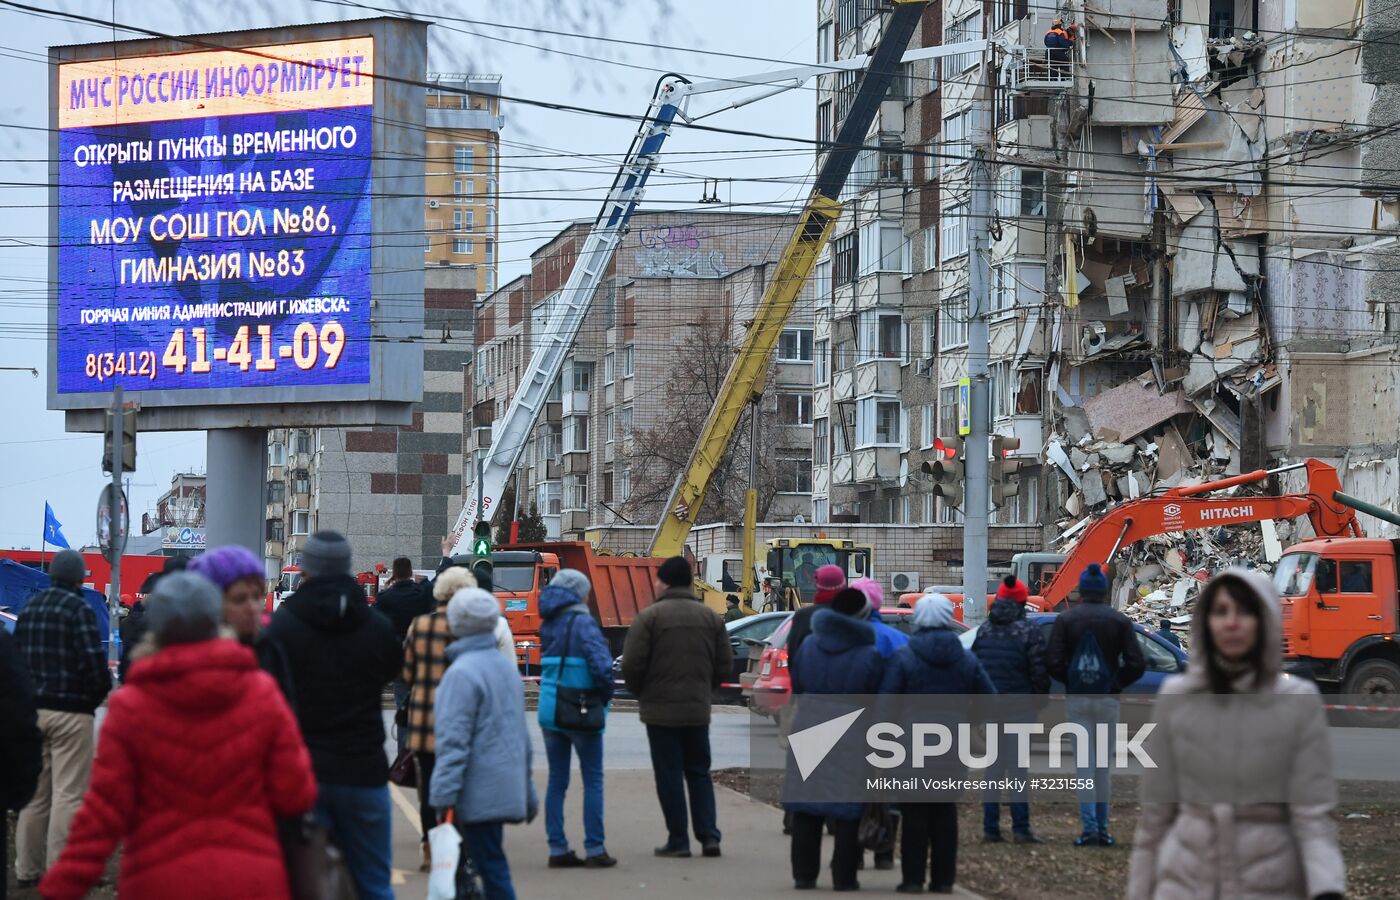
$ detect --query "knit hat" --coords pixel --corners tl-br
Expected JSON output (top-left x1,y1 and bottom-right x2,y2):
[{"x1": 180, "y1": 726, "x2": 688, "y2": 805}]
[
  {"x1": 913, "y1": 593, "x2": 956, "y2": 630},
  {"x1": 190, "y1": 545, "x2": 264, "y2": 592},
  {"x1": 813, "y1": 564, "x2": 847, "y2": 605},
  {"x1": 49, "y1": 549, "x2": 86, "y2": 589},
  {"x1": 447, "y1": 586, "x2": 500, "y2": 637},
  {"x1": 433, "y1": 566, "x2": 478, "y2": 603},
  {"x1": 996, "y1": 574, "x2": 1030, "y2": 604},
  {"x1": 1077, "y1": 563, "x2": 1110, "y2": 599},
  {"x1": 145, "y1": 571, "x2": 222, "y2": 645},
  {"x1": 301, "y1": 531, "x2": 352, "y2": 580},
  {"x1": 832, "y1": 587, "x2": 873, "y2": 620},
  {"x1": 551, "y1": 568, "x2": 592, "y2": 602},
  {"x1": 657, "y1": 556, "x2": 693, "y2": 588},
  {"x1": 849, "y1": 577, "x2": 885, "y2": 612}
]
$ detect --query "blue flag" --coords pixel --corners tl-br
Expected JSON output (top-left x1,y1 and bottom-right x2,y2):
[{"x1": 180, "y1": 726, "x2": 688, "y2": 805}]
[{"x1": 44, "y1": 503, "x2": 70, "y2": 549}]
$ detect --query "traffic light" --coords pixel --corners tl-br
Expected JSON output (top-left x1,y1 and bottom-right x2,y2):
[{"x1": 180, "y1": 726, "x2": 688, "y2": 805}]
[
  {"x1": 990, "y1": 435, "x2": 1022, "y2": 508},
  {"x1": 472, "y1": 519, "x2": 492, "y2": 557},
  {"x1": 102, "y1": 409, "x2": 136, "y2": 473},
  {"x1": 922, "y1": 437, "x2": 964, "y2": 508}
]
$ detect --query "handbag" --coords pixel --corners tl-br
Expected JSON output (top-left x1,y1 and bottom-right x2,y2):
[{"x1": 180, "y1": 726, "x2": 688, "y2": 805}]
[
  {"x1": 388, "y1": 748, "x2": 417, "y2": 788},
  {"x1": 538, "y1": 613, "x2": 607, "y2": 734},
  {"x1": 857, "y1": 803, "x2": 896, "y2": 853},
  {"x1": 278, "y1": 814, "x2": 358, "y2": 900}
]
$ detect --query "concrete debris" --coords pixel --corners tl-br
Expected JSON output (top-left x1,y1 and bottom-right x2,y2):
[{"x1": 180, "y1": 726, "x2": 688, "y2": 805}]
[{"x1": 1083, "y1": 378, "x2": 1195, "y2": 442}]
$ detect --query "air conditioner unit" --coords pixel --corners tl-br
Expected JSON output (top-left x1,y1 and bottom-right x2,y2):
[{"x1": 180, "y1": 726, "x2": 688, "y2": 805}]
[
  {"x1": 428, "y1": 199, "x2": 440, "y2": 208},
  {"x1": 889, "y1": 571, "x2": 920, "y2": 594},
  {"x1": 914, "y1": 357, "x2": 935, "y2": 377}
]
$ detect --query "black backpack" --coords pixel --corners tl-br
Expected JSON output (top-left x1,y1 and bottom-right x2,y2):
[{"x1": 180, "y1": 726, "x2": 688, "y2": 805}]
[{"x1": 1066, "y1": 628, "x2": 1113, "y2": 693}]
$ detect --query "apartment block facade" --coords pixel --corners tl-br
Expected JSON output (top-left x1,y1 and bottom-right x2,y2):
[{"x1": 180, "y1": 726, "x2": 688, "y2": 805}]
[
  {"x1": 465, "y1": 210, "x2": 816, "y2": 542},
  {"x1": 424, "y1": 74, "x2": 504, "y2": 295}
]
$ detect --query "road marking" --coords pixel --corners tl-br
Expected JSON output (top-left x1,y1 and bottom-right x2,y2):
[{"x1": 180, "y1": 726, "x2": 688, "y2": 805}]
[{"x1": 390, "y1": 782, "x2": 423, "y2": 837}]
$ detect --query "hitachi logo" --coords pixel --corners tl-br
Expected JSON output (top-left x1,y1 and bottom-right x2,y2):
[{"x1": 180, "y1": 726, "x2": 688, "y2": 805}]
[{"x1": 1199, "y1": 505, "x2": 1254, "y2": 522}]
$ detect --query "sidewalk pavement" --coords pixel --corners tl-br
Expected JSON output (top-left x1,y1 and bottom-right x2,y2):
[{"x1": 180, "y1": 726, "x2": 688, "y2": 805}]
[{"x1": 388, "y1": 771, "x2": 984, "y2": 898}]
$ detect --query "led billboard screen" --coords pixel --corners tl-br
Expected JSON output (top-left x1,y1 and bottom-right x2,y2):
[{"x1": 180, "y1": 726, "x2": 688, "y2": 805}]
[{"x1": 54, "y1": 37, "x2": 374, "y2": 394}]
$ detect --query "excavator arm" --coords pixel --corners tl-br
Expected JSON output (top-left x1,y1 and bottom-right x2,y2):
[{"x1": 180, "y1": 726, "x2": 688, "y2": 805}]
[
  {"x1": 1040, "y1": 458, "x2": 1360, "y2": 609},
  {"x1": 649, "y1": 0, "x2": 929, "y2": 558}
]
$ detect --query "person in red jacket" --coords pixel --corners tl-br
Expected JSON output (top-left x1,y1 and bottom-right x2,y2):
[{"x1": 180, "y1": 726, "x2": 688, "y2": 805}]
[{"x1": 38, "y1": 571, "x2": 317, "y2": 900}]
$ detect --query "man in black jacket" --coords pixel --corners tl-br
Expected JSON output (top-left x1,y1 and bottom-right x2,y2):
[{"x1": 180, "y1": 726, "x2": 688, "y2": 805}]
[
  {"x1": 265, "y1": 531, "x2": 402, "y2": 900},
  {"x1": 1, "y1": 626, "x2": 41, "y2": 900},
  {"x1": 1046, "y1": 563, "x2": 1145, "y2": 848},
  {"x1": 13, "y1": 549, "x2": 110, "y2": 886},
  {"x1": 374, "y1": 556, "x2": 433, "y2": 757}
]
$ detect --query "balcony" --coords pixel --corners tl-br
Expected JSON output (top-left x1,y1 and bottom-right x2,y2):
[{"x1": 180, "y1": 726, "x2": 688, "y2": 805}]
[
  {"x1": 563, "y1": 450, "x2": 590, "y2": 475},
  {"x1": 546, "y1": 457, "x2": 563, "y2": 480},
  {"x1": 266, "y1": 501, "x2": 284, "y2": 520},
  {"x1": 832, "y1": 452, "x2": 854, "y2": 486},
  {"x1": 853, "y1": 273, "x2": 903, "y2": 311},
  {"x1": 995, "y1": 416, "x2": 1043, "y2": 458},
  {"x1": 853, "y1": 447, "x2": 901, "y2": 484},
  {"x1": 474, "y1": 425, "x2": 494, "y2": 448},
  {"x1": 832, "y1": 369, "x2": 855, "y2": 402},
  {"x1": 545, "y1": 401, "x2": 562, "y2": 422},
  {"x1": 854, "y1": 358, "x2": 901, "y2": 396},
  {"x1": 563, "y1": 390, "x2": 589, "y2": 416},
  {"x1": 562, "y1": 510, "x2": 590, "y2": 534}
]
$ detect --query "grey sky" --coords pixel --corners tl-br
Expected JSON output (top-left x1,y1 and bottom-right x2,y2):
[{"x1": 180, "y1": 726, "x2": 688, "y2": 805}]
[{"x1": 0, "y1": 0, "x2": 813, "y2": 549}]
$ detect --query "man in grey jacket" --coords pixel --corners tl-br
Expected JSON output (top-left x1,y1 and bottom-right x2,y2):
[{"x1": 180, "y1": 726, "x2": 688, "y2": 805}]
[{"x1": 621, "y1": 557, "x2": 731, "y2": 859}]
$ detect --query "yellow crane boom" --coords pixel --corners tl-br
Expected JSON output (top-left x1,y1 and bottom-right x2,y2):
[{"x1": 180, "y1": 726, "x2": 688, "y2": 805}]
[{"x1": 649, "y1": 0, "x2": 929, "y2": 561}]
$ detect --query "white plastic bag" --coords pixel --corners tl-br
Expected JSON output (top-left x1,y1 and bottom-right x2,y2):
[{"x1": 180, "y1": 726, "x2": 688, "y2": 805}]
[{"x1": 426, "y1": 821, "x2": 461, "y2": 900}]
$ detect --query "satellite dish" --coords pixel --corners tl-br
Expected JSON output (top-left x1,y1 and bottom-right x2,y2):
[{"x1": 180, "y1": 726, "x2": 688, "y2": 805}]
[{"x1": 899, "y1": 458, "x2": 909, "y2": 487}]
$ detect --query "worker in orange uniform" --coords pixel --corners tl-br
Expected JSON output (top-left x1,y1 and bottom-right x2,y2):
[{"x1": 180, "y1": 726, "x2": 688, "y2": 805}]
[{"x1": 1044, "y1": 17, "x2": 1077, "y2": 75}]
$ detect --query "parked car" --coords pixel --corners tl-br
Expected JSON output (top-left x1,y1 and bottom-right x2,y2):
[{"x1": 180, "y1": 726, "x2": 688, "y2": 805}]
[
  {"x1": 611, "y1": 611, "x2": 792, "y2": 701},
  {"x1": 746, "y1": 608, "x2": 967, "y2": 716},
  {"x1": 956, "y1": 612, "x2": 1188, "y2": 694}
]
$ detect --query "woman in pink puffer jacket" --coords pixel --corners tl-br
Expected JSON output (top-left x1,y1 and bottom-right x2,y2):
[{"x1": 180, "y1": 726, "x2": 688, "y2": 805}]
[{"x1": 1128, "y1": 568, "x2": 1345, "y2": 900}]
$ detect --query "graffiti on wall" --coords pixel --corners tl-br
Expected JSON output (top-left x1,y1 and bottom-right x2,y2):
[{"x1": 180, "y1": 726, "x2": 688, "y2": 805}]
[{"x1": 635, "y1": 223, "x2": 730, "y2": 277}]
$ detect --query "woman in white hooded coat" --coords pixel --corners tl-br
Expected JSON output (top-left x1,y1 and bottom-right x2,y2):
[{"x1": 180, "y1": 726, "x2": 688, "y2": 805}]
[{"x1": 1128, "y1": 568, "x2": 1345, "y2": 900}]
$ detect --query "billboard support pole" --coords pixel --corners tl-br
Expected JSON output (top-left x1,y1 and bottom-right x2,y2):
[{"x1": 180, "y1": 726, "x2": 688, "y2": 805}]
[
  {"x1": 108, "y1": 386, "x2": 123, "y2": 677},
  {"x1": 206, "y1": 429, "x2": 268, "y2": 556}
]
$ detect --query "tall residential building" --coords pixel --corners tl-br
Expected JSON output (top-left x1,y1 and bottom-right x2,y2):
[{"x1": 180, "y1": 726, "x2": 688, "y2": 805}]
[
  {"x1": 466, "y1": 210, "x2": 816, "y2": 543},
  {"x1": 265, "y1": 74, "x2": 500, "y2": 574},
  {"x1": 424, "y1": 73, "x2": 503, "y2": 295}
]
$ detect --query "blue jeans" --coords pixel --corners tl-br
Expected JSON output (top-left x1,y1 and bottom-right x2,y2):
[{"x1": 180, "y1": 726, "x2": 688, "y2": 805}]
[
  {"x1": 313, "y1": 783, "x2": 393, "y2": 900},
  {"x1": 645, "y1": 724, "x2": 720, "y2": 850},
  {"x1": 981, "y1": 729, "x2": 1030, "y2": 836},
  {"x1": 1066, "y1": 696, "x2": 1119, "y2": 836},
  {"x1": 543, "y1": 728, "x2": 606, "y2": 857},
  {"x1": 460, "y1": 821, "x2": 515, "y2": 900}
]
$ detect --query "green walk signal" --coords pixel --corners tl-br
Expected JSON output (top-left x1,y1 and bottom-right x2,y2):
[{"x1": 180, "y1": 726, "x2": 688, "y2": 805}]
[{"x1": 472, "y1": 519, "x2": 492, "y2": 557}]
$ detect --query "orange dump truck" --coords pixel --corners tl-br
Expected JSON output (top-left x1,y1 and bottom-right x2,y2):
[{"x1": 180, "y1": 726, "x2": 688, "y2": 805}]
[{"x1": 491, "y1": 542, "x2": 665, "y2": 663}]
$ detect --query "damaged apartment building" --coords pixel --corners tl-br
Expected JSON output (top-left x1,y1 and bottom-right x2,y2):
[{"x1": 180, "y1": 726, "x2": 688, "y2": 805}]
[{"x1": 815, "y1": 0, "x2": 1393, "y2": 598}]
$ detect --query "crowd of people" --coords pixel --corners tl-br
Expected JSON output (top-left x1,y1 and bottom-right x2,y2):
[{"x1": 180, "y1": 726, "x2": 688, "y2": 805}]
[{"x1": 0, "y1": 539, "x2": 1345, "y2": 899}]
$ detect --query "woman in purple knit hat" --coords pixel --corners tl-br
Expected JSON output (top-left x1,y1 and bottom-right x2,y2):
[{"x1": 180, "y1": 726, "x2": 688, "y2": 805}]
[{"x1": 190, "y1": 545, "x2": 269, "y2": 647}]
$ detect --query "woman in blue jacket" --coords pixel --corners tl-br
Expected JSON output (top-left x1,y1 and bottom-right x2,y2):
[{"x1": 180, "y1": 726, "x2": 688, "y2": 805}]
[
  {"x1": 787, "y1": 588, "x2": 886, "y2": 891},
  {"x1": 881, "y1": 594, "x2": 997, "y2": 895},
  {"x1": 536, "y1": 569, "x2": 617, "y2": 869}
]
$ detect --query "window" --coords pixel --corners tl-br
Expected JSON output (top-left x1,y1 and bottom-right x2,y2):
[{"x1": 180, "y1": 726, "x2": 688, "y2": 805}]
[
  {"x1": 539, "y1": 424, "x2": 562, "y2": 463},
  {"x1": 293, "y1": 470, "x2": 310, "y2": 495},
  {"x1": 939, "y1": 384, "x2": 959, "y2": 438},
  {"x1": 878, "y1": 138, "x2": 904, "y2": 182},
  {"x1": 269, "y1": 481, "x2": 285, "y2": 504},
  {"x1": 619, "y1": 344, "x2": 632, "y2": 377},
  {"x1": 454, "y1": 178, "x2": 470, "y2": 198},
  {"x1": 834, "y1": 69, "x2": 858, "y2": 133},
  {"x1": 814, "y1": 418, "x2": 830, "y2": 467},
  {"x1": 856, "y1": 397, "x2": 902, "y2": 446},
  {"x1": 602, "y1": 471, "x2": 614, "y2": 503},
  {"x1": 921, "y1": 315, "x2": 936, "y2": 357},
  {"x1": 267, "y1": 519, "x2": 285, "y2": 543},
  {"x1": 858, "y1": 221, "x2": 904, "y2": 277},
  {"x1": 603, "y1": 352, "x2": 615, "y2": 385},
  {"x1": 996, "y1": 169, "x2": 1018, "y2": 222},
  {"x1": 269, "y1": 441, "x2": 286, "y2": 466},
  {"x1": 813, "y1": 259, "x2": 832, "y2": 308},
  {"x1": 921, "y1": 404, "x2": 935, "y2": 448},
  {"x1": 538, "y1": 481, "x2": 562, "y2": 516},
  {"x1": 620, "y1": 405, "x2": 633, "y2": 435},
  {"x1": 888, "y1": 61, "x2": 912, "y2": 102},
  {"x1": 818, "y1": 21, "x2": 834, "y2": 64},
  {"x1": 563, "y1": 415, "x2": 589, "y2": 453},
  {"x1": 900, "y1": 236, "x2": 912, "y2": 277},
  {"x1": 991, "y1": 0, "x2": 1024, "y2": 32},
  {"x1": 1021, "y1": 170, "x2": 1045, "y2": 216},
  {"x1": 922, "y1": 227, "x2": 938, "y2": 271},
  {"x1": 485, "y1": 270, "x2": 495, "y2": 293},
  {"x1": 941, "y1": 204, "x2": 968, "y2": 261},
  {"x1": 992, "y1": 261, "x2": 1045, "y2": 315},
  {"x1": 942, "y1": 109, "x2": 972, "y2": 170},
  {"x1": 570, "y1": 362, "x2": 592, "y2": 393},
  {"x1": 454, "y1": 146, "x2": 474, "y2": 173},
  {"x1": 425, "y1": 233, "x2": 432, "y2": 254},
  {"x1": 453, "y1": 239, "x2": 473, "y2": 255},
  {"x1": 566, "y1": 477, "x2": 589, "y2": 512},
  {"x1": 817, "y1": 101, "x2": 833, "y2": 145},
  {"x1": 942, "y1": 12, "x2": 983, "y2": 78},
  {"x1": 857, "y1": 310, "x2": 903, "y2": 361},
  {"x1": 993, "y1": 264, "x2": 1015, "y2": 314},
  {"x1": 778, "y1": 393, "x2": 813, "y2": 426},
  {"x1": 619, "y1": 466, "x2": 631, "y2": 501},
  {"x1": 832, "y1": 233, "x2": 859, "y2": 285},
  {"x1": 604, "y1": 411, "x2": 615, "y2": 446},
  {"x1": 779, "y1": 328, "x2": 814, "y2": 362},
  {"x1": 776, "y1": 452, "x2": 813, "y2": 493},
  {"x1": 292, "y1": 510, "x2": 310, "y2": 535},
  {"x1": 940, "y1": 292, "x2": 969, "y2": 349},
  {"x1": 814, "y1": 338, "x2": 830, "y2": 384},
  {"x1": 990, "y1": 361, "x2": 1014, "y2": 419},
  {"x1": 1015, "y1": 368, "x2": 1043, "y2": 415},
  {"x1": 294, "y1": 431, "x2": 311, "y2": 454}
]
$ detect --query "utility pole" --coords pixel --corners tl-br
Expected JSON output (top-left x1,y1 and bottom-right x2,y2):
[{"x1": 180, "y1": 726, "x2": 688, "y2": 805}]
[
  {"x1": 961, "y1": 48, "x2": 996, "y2": 626},
  {"x1": 107, "y1": 386, "x2": 124, "y2": 675}
]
